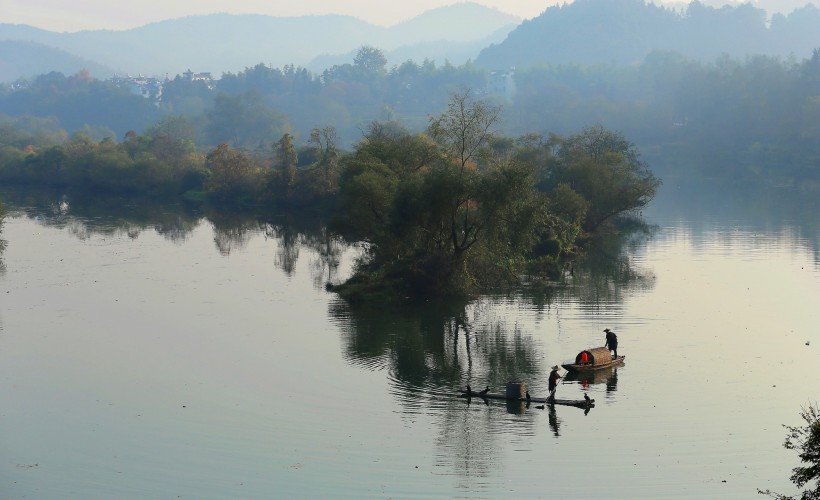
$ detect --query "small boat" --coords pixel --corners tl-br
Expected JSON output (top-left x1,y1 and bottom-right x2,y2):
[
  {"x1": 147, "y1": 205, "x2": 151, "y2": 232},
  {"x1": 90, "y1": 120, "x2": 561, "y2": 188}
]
[
  {"x1": 458, "y1": 390, "x2": 594, "y2": 409},
  {"x1": 561, "y1": 346, "x2": 624, "y2": 373}
]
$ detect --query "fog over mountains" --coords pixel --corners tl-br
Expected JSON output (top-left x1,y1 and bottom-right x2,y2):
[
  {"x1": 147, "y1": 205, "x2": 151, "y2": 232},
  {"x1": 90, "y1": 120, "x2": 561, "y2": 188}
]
[
  {"x1": 0, "y1": 3, "x2": 519, "y2": 81},
  {"x1": 476, "y1": 0, "x2": 820, "y2": 69},
  {"x1": 0, "y1": 0, "x2": 818, "y2": 83}
]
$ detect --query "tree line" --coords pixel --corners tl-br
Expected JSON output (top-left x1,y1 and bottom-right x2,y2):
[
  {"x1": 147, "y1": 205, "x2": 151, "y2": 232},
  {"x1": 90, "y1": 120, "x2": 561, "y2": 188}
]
[
  {"x1": 1, "y1": 46, "x2": 818, "y2": 192},
  {"x1": 0, "y1": 90, "x2": 659, "y2": 297}
]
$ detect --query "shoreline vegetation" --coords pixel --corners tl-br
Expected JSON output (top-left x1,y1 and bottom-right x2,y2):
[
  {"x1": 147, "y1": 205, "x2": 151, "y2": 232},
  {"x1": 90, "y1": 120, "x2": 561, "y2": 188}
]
[
  {"x1": 2, "y1": 44, "x2": 818, "y2": 300},
  {"x1": 0, "y1": 91, "x2": 660, "y2": 300}
]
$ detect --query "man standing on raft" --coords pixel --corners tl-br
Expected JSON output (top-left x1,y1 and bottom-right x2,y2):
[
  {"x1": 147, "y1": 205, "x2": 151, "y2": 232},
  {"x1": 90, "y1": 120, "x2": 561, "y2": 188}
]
[
  {"x1": 547, "y1": 365, "x2": 562, "y2": 402},
  {"x1": 604, "y1": 328, "x2": 618, "y2": 359}
]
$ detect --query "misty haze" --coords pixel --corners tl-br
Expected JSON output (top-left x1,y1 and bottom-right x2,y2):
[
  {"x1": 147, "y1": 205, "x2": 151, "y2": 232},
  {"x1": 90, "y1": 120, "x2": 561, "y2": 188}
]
[{"x1": 1, "y1": 1, "x2": 818, "y2": 499}]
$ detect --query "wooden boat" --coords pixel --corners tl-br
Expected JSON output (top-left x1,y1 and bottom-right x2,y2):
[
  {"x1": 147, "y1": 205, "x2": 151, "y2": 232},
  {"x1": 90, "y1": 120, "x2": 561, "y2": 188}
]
[
  {"x1": 561, "y1": 346, "x2": 624, "y2": 373},
  {"x1": 458, "y1": 390, "x2": 594, "y2": 409}
]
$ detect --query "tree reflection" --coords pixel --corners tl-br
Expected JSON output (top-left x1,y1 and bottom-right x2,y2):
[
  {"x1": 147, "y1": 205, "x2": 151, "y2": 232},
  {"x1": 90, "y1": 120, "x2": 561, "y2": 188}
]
[
  {"x1": 207, "y1": 211, "x2": 256, "y2": 256},
  {"x1": 0, "y1": 189, "x2": 354, "y2": 290},
  {"x1": 264, "y1": 222, "x2": 299, "y2": 276},
  {"x1": 330, "y1": 296, "x2": 548, "y2": 479},
  {"x1": 521, "y1": 217, "x2": 658, "y2": 312},
  {"x1": 570, "y1": 217, "x2": 658, "y2": 306},
  {"x1": 328, "y1": 220, "x2": 658, "y2": 481},
  {"x1": 302, "y1": 227, "x2": 344, "y2": 289},
  {"x1": 263, "y1": 215, "x2": 347, "y2": 286},
  {"x1": 0, "y1": 188, "x2": 205, "y2": 244},
  {"x1": 331, "y1": 297, "x2": 544, "y2": 389}
]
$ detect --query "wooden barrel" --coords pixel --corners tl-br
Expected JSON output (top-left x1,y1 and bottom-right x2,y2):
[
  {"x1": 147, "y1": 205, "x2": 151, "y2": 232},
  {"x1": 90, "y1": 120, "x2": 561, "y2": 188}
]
[{"x1": 506, "y1": 382, "x2": 526, "y2": 399}]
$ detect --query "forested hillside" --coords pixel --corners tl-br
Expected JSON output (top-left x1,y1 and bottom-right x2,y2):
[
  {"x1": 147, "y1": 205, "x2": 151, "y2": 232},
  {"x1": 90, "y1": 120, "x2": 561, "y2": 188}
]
[
  {"x1": 0, "y1": 2, "x2": 818, "y2": 194},
  {"x1": 476, "y1": 0, "x2": 820, "y2": 68},
  {"x1": 0, "y1": 41, "x2": 113, "y2": 82}
]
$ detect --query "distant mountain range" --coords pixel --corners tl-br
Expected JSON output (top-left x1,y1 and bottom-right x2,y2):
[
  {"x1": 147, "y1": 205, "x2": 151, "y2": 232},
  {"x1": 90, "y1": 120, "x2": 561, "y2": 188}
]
[
  {"x1": 0, "y1": 40, "x2": 114, "y2": 82},
  {"x1": 476, "y1": 0, "x2": 820, "y2": 69},
  {"x1": 0, "y1": 2, "x2": 519, "y2": 82},
  {"x1": 1, "y1": 0, "x2": 818, "y2": 84}
]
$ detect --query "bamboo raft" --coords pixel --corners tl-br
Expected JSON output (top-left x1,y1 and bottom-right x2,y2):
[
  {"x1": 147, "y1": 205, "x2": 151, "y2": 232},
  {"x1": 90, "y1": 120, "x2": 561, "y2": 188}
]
[{"x1": 458, "y1": 390, "x2": 594, "y2": 409}]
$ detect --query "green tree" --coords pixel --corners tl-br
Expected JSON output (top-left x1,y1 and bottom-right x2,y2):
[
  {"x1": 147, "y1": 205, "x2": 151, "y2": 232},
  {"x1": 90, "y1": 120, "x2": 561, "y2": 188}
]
[
  {"x1": 205, "y1": 91, "x2": 290, "y2": 150},
  {"x1": 425, "y1": 90, "x2": 502, "y2": 259},
  {"x1": 337, "y1": 92, "x2": 548, "y2": 297},
  {"x1": 547, "y1": 125, "x2": 660, "y2": 231},
  {"x1": 428, "y1": 90, "x2": 500, "y2": 173},
  {"x1": 760, "y1": 403, "x2": 820, "y2": 500},
  {"x1": 336, "y1": 125, "x2": 407, "y2": 240},
  {"x1": 263, "y1": 133, "x2": 299, "y2": 204},
  {"x1": 307, "y1": 126, "x2": 339, "y2": 193},
  {"x1": 205, "y1": 143, "x2": 257, "y2": 201},
  {"x1": 353, "y1": 46, "x2": 388, "y2": 76}
]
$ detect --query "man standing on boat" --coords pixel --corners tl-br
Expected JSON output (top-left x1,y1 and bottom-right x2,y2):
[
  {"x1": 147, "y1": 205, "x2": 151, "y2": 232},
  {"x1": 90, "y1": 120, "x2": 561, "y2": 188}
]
[
  {"x1": 547, "y1": 365, "x2": 562, "y2": 401},
  {"x1": 604, "y1": 328, "x2": 618, "y2": 359}
]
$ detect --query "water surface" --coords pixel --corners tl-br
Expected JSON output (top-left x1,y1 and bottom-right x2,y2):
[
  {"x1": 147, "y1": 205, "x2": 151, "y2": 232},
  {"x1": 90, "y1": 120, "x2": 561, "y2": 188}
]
[{"x1": 1, "y1": 187, "x2": 818, "y2": 499}]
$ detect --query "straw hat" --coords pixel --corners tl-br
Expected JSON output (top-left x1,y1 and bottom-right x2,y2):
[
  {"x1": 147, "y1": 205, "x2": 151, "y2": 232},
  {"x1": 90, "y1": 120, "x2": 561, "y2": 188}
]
[{"x1": 551, "y1": 365, "x2": 560, "y2": 371}]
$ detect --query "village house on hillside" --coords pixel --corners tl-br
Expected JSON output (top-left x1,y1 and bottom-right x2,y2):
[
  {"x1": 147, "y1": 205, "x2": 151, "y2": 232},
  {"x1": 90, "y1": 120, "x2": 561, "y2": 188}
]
[
  {"x1": 111, "y1": 74, "x2": 164, "y2": 101},
  {"x1": 109, "y1": 69, "x2": 215, "y2": 104},
  {"x1": 487, "y1": 68, "x2": 516, "y2": 102},
  {"x1": 181, "y1": 69, "x2": 215, "y2": 88}
]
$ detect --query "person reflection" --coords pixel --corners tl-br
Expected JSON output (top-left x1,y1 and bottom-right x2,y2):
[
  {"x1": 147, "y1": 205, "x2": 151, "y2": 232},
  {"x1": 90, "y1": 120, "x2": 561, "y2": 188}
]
[
  {"x1": 606, "y1": 368, "x2": 619, "y2": 393},
  {"x1": 548, "y1": 405, "x2": 561, "y2": 437}
]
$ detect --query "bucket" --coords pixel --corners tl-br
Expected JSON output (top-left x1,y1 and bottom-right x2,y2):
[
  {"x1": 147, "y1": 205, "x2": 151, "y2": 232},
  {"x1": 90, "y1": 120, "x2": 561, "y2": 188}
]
[{"x1": 505, "y1": 382, "x2": 526, "y2": 399}]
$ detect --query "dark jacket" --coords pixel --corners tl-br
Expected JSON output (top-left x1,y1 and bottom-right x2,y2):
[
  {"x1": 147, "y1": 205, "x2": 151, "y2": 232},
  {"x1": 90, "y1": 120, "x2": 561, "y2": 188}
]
[{"x1": 605, "y1": 331, "x2": 618, "y2": 348}]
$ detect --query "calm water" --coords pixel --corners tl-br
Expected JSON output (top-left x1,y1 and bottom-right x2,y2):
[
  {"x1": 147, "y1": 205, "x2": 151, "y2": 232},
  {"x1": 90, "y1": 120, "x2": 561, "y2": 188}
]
[{"x1": 1, "y1": 186, "x2": 818, "y2": 499}]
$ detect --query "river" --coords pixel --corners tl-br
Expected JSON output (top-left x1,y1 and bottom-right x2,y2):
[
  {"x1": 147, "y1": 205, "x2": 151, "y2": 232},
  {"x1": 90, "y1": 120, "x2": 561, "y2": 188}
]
[{"x1": 1, "y1": 184, "x2": 818, "y2": 499}]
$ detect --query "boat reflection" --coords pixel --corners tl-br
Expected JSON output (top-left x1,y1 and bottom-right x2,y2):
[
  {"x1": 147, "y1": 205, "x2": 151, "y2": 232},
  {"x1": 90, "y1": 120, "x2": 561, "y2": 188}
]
[{"x1": 563, "y1": 365, "x2": 620, "y2": 393}]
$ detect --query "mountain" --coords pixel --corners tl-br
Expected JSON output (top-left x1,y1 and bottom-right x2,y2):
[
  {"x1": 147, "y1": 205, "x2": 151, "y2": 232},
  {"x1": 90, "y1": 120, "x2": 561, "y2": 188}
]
[
  {"x1": 475, "y1": 0, "x2": 820, "y2": 69},
  {"x1": 0, "y1": 40, "x2": 114, "y2": 82},
  {"x1": 385, "y1": 2, "x2": 519, "y2": 45},
  {"x1": 307, "y1": 24, "x2": 516, "y2": 72},
  {"x1": 0, "y1": 3, "x2": 520, "y2": 81}
]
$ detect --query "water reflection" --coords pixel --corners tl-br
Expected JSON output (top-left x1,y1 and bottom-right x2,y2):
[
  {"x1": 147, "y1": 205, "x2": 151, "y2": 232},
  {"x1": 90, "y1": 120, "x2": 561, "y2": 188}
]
[
  {"x1": 651, "y1": 181, "x2": 820, "y2": 263},
  {"x1": 564, "y1": 366, "x2": 619, "y2": 393},
  {"x1": 2, "y1": 189, "x2": 207, "y2": 243},
  {"x1": 330, "y1": 297, "x2": 544, "y2": 390},
  {"x1": 207, "y1": 211, "x2": 256, "y2": 256},
  {"x1": 548, "y1": 405, "x2": 561, "y2": 436},
  {"x1": 264, "y1": 222, "x2": 300, "y2": 276},
  {"x1": 0, "y1": 189, "x2": 350, "y2": 290},
  {"x1": 571, "y1": 218, "x2": 659, "y2": 307}
]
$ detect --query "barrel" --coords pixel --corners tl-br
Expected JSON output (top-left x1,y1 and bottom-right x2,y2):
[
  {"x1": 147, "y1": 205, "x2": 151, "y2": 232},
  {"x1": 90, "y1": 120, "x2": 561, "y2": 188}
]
[{"x1": 505, "y1": 382, "x2": 526, "y2": 399}]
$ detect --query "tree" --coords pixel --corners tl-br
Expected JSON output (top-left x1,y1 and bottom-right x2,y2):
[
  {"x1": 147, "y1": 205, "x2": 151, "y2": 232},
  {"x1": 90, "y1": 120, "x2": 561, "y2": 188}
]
[
  {"x1": 547, "y1": 125, "x2": 660, "y2": 231},
  {"x1": 336, "y1": 121, "x2": 444, "y2": 251},
  {"x1": 424, "y1": 90, "x2": 502, "y2": 262},
  {"x1": 353, "y1": 46, "x2": 387, "y2": 75},
  {"x1": 267, "y1": 133, "x2": 298, "y2": 202},
  {"x1": 308, "y1": 126, "x2": 339, "y2": 193},
  {"x1": 428, "y1": 89, "x2": 501, "y2": 173},
  {"x1": 336, "y1": 91, "x2": 547, "y2": 297},
  {"x1": 760, "y1": 403, "x2": 820, "y2": 500},
  {"x1": 205, "y1": 91, "x2": 290, "y2": 150},
  {"x1": 205, "y1": 143, "x2": 256, "y2": 201}
]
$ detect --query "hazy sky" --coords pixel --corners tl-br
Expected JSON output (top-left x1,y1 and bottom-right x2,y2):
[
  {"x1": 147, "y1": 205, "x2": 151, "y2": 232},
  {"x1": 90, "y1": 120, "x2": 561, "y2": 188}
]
[
  {"x1": 3, "y1": 1, "x2": 553, "y2": 32},
  {"x1": 2, "y1": 0, "x2": 809, "y2": 32}
]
